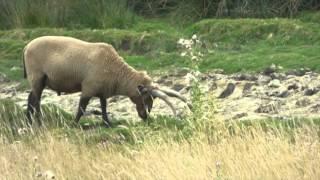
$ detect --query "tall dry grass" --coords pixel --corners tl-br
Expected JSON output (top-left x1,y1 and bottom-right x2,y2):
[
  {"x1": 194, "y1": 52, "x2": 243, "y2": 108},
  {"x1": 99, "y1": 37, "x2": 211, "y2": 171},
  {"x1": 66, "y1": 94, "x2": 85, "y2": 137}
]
[
  {"x1": 0, "y1": 125, "x2": 319, "y2": 179},
  {"x1": 0, "y1": 91, "x2": 319, "y2": 179}
]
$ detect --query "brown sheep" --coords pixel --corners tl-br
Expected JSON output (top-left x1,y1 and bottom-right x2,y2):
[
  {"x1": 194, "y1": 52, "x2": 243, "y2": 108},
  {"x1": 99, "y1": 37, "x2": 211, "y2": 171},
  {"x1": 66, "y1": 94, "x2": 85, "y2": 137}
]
[{"x1": 23, "y1": 36, "x2": 191, "y2": 127}]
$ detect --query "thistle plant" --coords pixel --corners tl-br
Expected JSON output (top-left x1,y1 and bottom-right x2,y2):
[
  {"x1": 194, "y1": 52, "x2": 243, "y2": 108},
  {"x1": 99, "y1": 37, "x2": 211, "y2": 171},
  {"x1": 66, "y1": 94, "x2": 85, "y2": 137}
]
[{"x1": 177, "y1": 34, "x2": 205, "y2": 70}]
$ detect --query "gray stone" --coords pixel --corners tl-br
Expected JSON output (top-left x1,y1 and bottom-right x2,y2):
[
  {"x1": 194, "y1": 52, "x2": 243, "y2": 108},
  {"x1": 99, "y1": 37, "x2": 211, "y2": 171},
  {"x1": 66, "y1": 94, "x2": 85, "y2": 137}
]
[
  {"x1": 172, "y1": 83, "x2": 185, "y2": 91},
  {"x1": 163, "y1": 80, "x2": 173, "y2": 86},
  {"x1": 311, "y1": 104, "x2": 320, "y2": 113},
  {"x1": 209, "y1": 82, "x2": 218, "y2": 91},
  {"x1": 257, "y1": 75, "x2": 272, "y2": 85},
  {"x1": 286, "y1": 68, "x2": 311, "y2": 77},
  {"x1": 268, "y1": 79, "x2": 281, "y2": 88},
  {"x1": 212, "y1": 69, "x2": 224, "y2": 74},
  {"x1": 270, "y1": 73, "x2": 286, "y2": 80},
  {"x1": 263, "y1": 64, "x2": 277, "y2": 75},
  {"x1": 287, "y1": 83, "x2": 300, "y2": 91},
  {"x1": 242, "y1": 83, "x2": 254, "y2": 96},
  {"x1": 218, "y1": 83, "x2": 236, "y2": 98},
  {"x1": 233, "y1": 73, "x2": 258, "y2": 81},
  {"x1": 277, "y1": 90, "x2": 290, "y2": 98},
  {"x1": 175, "y1": 68, "x2": 190, "y2": 76},
  {"x1": 304, "y1": 87, "x2": 319, "y2": 96}
]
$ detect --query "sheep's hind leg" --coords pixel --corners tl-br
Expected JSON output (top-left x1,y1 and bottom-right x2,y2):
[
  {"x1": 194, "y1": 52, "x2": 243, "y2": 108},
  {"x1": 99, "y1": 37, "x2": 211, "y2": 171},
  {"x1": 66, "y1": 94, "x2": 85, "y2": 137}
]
[
  {"x1": 100, "y1": 97, "x2": 111, "y2": 127},
  {"x1": 26, "y1": 75, "x2": 46, "y2": 126},
  {"x1": 26, "y1": 92, "x2": 36, "y2": 125},
  {"x1": 75, "y1": 96, "x2": 91, "y2": 124}
]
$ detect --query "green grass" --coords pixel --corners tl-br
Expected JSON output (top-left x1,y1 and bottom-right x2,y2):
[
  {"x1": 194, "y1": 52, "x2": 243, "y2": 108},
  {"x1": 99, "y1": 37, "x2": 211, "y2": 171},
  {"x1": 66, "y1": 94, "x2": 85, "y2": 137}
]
[
  {"x1": 189, "y1": 18, "x2": 320, "y2": 72},
  {"x1": 1, "y1": 97, "x2": 319, "y2": 147},
  {"x1": 1, "y1": 13, "x2": 320, "y2": 84}
]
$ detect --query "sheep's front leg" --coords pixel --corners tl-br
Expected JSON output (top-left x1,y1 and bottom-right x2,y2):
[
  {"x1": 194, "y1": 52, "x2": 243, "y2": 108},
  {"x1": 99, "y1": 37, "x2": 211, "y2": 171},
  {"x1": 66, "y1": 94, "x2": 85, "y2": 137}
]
[
  {"x1": 75, "y1": 96, "x2": 91, "y2": 123},
  {"x1": 100, "y1": 97, "x2": 111, "y2": 127}
]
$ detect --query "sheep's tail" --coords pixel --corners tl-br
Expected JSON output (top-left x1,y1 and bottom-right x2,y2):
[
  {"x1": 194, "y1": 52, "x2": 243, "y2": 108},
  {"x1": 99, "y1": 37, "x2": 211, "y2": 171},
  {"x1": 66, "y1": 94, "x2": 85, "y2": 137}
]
[{"x1": 22, "y1": 46, "x2": 27, "y2": 78}]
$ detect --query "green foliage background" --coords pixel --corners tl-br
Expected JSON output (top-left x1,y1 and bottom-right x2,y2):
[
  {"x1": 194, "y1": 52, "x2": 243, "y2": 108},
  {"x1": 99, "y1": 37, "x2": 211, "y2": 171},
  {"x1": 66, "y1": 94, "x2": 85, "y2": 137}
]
[{"x1": 0, "y1": 0, "x2": 319, "y2": 29}]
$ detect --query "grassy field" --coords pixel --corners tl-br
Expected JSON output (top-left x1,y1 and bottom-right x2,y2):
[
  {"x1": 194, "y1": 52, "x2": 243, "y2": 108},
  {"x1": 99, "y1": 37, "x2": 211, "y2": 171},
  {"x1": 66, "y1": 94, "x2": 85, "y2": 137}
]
[
  {"x1": 1, "y1": 11, "x2": 320, "y2": 179},
  {"x1": 1, "y1": 12, "x2": 320, "y2": 83}
]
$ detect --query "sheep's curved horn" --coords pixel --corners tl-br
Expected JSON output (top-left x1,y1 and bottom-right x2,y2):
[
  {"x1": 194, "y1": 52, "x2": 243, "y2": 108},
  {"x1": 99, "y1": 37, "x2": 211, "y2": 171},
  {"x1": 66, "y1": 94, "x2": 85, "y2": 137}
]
[
  {"x1": 158, "y1": 88, "x2": 193, "y2": 109},
  {"x1": 151, "y1": 89, "x2": 176, "y2": 116}
]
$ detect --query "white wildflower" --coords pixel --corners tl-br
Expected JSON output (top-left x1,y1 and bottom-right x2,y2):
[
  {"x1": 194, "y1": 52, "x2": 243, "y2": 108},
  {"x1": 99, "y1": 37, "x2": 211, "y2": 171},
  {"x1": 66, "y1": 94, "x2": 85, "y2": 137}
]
[
  {"x1": 185, "y1": 73, "x2": 198, "y2": 83},
  {"x1": 35, "y1": 172, "x2": 42, "y2": 178},
  {"x1": 184, "y1": 39, "x2": 193, "y2": 46},
  {"x1": 216, "y1": 161, "x2": 222, "y2": 168},
  {"x1": 180, "y1": 52, "x2": 187, "y2": 57},
  {"x1": 177, "y1": 38, "x2": 185, "y2": 45},
  {"x1": 43, "y1": 170, "x2": 55, "y2": 179},
  {"x1": 193, "y1": 70, "x2": 201, "y2": 77},
  {"x1": 18, "y1": 128, "x2": 28, "y2": 135},
  {"x1": 192, "y1": 34, "x2": 197, "y2": 40},
  {"x1": 185, "y1": 44, "x2": 192, "y2": 49},
  {"x1": 33, "y1": 156, "x2": 38, "y2": 162}
]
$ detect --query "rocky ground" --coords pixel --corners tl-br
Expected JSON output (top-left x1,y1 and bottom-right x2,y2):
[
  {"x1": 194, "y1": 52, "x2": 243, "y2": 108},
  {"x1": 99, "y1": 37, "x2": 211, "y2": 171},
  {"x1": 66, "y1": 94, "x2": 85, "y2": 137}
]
[{"x1": 1, "y1": 65, "x2": 320, "y2": 121}]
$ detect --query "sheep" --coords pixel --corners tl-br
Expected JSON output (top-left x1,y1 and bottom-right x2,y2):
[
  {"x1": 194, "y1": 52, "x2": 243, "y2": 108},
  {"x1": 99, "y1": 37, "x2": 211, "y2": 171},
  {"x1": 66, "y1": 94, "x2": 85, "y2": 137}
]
[{"x1": 23, "y1": 36, "x2": 191, "y2": 127}]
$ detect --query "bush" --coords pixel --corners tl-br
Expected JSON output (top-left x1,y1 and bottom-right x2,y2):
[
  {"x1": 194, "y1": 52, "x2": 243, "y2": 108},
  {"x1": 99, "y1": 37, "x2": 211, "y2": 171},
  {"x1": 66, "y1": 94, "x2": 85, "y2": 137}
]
[{"x1": 1, "y1": 0, "x2": 319, "y2": 29}]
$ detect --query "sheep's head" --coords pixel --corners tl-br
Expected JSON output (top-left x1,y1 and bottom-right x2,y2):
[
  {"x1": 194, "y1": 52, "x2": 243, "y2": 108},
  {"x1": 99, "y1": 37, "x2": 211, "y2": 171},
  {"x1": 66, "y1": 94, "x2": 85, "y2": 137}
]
[
  {"x1": 130, "y1": 84, "x2": 192, "y2": 120},
  {"x1": 130, "y1": 85, "x2": 154, "y2": 120}
]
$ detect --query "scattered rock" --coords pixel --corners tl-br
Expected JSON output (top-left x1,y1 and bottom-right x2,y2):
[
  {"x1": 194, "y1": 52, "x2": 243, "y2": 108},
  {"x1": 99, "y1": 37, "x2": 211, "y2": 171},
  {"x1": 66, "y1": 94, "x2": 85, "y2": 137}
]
[
  {"x1": 311, "y1": 104, "x2": 320, "y2": 113},
  {"x1": 286, "y1": 68, "x2": 311, "y2": 77},
  {"x1": 277, "y1": 90, "x2": 290, "y2": 98},
  {"x1": 287, "y1": 83, "x2": 300, "y2": 91},
  {"x1": 265, "y1": 89, "x2": 290, "y2": 98},
  {"x1": 209, "y1": 82, "x2": 218, "y2": 91},
  {"x1": 270, "y1": 73, "x2": 286, "y2": 80},
  {"x1": 304, "y1": 87, "x2": 319, "y2": 96},
  {"x1": 233, "y1": 73, "x2": 258, "y2": 81},
  {"x1": 268, "y1": 79, "x2": 281, "y2": 88},
  {"x1": 296, "y1": 98, "x2": 311, "y2": 107},
  {"x1": 255, "y1": 102, "x2": 280, "y2": 114},
  {"x1": 175, "y1": 68, "x2": 190, "y2": 76},
  {"x1": 172, "y1": 83, "x2": 185, "y2": 91},
  {"x1": 218, "y1": 83, "x2": 236, "y2": 98},
  {"x1": 206, "y1": 73, "x2": 218, "y2": 80},
  {"x1": 242, "y1": 83, "x2": 254, "y2": 96},
  {"x1": 211, "y1": 69, "x2": 224, "y2": 74},
  {"x1": 263, "y1": 64, "x2": 277, "y2": 75},
  {"x1": 1, "y1": 69, "x2": 320, "y2": 121},
  {"x1": 257, "y1": 75, "x2": 272, "y2": 85}
]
